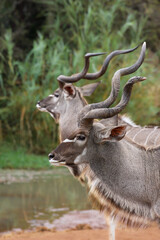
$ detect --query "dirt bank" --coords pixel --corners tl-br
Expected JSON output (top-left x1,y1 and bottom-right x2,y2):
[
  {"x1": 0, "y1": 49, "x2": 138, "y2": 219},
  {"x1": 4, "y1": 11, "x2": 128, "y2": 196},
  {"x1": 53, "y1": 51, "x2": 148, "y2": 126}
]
[{"x1": 1, "y1": 225, "x2": 160, "y2": 240}]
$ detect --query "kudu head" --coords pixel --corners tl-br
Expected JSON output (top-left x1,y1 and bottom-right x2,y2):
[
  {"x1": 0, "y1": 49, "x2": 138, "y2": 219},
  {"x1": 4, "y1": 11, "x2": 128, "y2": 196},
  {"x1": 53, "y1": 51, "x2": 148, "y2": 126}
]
[
  {"x1": 37, "y1": 44, "x2": 142, "y2": 141},
  {"x1": 36, "y1": 82, "x2": 100, "y2": 123},
  {"x1": 48, "y1": 43, "x2": 146, "y2": 166}
]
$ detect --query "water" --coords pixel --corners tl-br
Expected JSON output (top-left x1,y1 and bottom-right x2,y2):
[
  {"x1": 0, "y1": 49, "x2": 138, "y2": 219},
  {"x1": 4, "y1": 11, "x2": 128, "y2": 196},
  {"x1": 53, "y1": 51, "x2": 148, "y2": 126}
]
[{"x1": 0, "y1": 168, "x2": 91, "y2": 232}]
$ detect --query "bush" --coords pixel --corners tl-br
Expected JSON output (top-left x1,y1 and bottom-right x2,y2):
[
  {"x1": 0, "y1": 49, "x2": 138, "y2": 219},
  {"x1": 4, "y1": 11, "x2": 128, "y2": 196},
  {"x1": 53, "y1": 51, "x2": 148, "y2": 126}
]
[{"x1": 0, "y1": 0, "x2": 160, "y2": 154}]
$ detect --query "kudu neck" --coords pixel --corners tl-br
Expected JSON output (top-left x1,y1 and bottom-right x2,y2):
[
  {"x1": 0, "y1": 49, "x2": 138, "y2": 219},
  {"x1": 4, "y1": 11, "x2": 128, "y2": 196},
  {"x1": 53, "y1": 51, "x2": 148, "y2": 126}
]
[{"x1": 59, "y1": 91, "x2": 87, "y2": 141}]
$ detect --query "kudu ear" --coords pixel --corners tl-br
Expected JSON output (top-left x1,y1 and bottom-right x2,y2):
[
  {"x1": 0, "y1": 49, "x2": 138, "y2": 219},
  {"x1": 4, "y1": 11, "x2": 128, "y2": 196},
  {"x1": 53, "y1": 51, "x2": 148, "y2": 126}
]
[
  {"x1": 79, "y1": 82, "x2": 101, "y2": 96},
  {"x1": 96, "y1": 125, "x2": 127, "y2": 143},
  {"x1": 63, "y1": 84, "x2": 76, "y2": 98}
]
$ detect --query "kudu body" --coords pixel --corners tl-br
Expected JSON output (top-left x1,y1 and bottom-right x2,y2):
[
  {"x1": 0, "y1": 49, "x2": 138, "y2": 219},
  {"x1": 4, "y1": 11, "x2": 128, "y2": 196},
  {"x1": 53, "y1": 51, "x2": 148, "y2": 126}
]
[{"x1": 48, "y1": 42, "x2": 160, "y2": 227}]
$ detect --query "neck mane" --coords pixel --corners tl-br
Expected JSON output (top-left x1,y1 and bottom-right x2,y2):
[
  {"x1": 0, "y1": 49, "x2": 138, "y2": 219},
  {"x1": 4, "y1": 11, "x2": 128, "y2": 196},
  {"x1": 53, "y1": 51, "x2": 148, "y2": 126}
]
[{"x1": 79, "y1": 165, "x2": 152, "y2": 228}]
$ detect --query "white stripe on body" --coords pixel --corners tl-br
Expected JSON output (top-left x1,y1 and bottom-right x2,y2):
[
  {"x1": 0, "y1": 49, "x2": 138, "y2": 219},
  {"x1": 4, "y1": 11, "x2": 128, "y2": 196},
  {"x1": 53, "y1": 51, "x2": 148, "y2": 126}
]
[
  {"x1": 144, "y1": 127, "x2": 158, "y2": 147},
  {"x1": 154, "y1": 131, "x2": 160, "y2": 147},
  {"x1": 126, "y1": 127, "x2": 140, "y2": 136},
  {"x1": 132, "y1": 128, "x2": 146, "y2": 142}
]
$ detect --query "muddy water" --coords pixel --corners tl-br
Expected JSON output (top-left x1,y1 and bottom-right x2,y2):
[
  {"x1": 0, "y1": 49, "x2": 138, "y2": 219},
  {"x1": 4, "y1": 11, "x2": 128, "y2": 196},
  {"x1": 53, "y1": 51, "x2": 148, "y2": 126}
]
[{"x1": 0, "y1": 168, "x2": 92, "y2": 232}]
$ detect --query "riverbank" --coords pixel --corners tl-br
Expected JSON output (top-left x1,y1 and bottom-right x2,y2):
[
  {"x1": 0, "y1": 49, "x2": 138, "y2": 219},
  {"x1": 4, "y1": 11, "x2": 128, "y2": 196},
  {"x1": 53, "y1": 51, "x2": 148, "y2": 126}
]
[{"x1": 1, "y1": 225, "x2": 160, "y2": 240}]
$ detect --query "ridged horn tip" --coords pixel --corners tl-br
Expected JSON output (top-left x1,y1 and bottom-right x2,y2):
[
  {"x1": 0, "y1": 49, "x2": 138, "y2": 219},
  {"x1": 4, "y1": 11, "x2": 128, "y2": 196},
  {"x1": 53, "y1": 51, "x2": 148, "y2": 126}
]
[
  {"x1": 142, "y1": 42, "x2": 146, "y2": 50},
  {"x1": 57, "y1": 75, "x2": 63, "y2": 81},
  {"x1": 85, "y1": 52, "x2": 107, "y2": 58},
  {"x1": 141, "y1": 76, "x2": 146, "y2": 81}
]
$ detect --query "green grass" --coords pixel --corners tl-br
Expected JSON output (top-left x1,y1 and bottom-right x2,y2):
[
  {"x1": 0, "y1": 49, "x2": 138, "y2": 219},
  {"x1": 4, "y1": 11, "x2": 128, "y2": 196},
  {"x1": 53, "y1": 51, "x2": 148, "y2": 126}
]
[{"x1": 0, "y1": 142, "x2": 50, "y2": 169}]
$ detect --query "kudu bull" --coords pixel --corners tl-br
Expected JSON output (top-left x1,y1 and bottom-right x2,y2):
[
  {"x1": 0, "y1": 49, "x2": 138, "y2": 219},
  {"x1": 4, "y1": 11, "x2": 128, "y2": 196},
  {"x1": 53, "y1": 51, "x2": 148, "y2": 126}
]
[
  {"x1": 48, "y1": 42, "x2": 160, "y2": 228},
  {"x1": 37, "y1": 43, "x2": 150, "y2": 239},
  {"x1": 37, "y1": 44, "x2": 144, "y2": 183}
]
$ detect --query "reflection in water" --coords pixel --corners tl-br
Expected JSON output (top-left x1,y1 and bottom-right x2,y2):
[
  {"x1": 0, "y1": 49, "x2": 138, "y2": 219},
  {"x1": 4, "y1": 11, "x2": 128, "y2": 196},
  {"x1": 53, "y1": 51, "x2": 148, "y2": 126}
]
[{"x1": 0, "y1": 168, "x2": 91, "y2": 232}]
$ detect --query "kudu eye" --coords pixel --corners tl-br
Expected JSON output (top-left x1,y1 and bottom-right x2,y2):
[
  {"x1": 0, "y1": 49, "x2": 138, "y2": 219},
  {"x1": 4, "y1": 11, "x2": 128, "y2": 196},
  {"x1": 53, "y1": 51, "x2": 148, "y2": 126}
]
[
  {"x1": 76, "y1": 134, "x2": 86, "y2": 141},
  {"x1": 54, "y1": 93, "x2": 59, "y2": 98}
]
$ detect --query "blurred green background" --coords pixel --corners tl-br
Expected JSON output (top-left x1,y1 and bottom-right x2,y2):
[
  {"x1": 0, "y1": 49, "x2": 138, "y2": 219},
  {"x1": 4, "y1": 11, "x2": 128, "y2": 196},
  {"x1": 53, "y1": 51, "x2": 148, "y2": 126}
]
[{"x1": 0, "y1": 0, "x2": 160, "y2": 169}]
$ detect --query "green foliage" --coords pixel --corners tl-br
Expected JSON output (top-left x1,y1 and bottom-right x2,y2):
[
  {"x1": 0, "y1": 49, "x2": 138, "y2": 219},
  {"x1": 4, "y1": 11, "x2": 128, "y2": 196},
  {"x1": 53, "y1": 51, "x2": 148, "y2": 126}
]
[
  {"x1": 0, "y1": 0, "x2": 160, "y2": 157},
  {"x1": 0, "y1": 142, "x2": 50, "y2": 169}
]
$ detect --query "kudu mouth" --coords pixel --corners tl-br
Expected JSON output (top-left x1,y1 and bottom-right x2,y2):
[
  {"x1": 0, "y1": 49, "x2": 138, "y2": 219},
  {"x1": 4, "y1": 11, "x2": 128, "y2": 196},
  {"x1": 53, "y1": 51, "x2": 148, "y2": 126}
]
[
  {"x1": 36, "y1": 103, "x2": 60, "y2": 121},
  {"x1": 48, "y1": 152, "x2": 76, "y2": 167},
  {"x1": 36, "y1": 102, "x2": 48, "y2": 112},
  {"x1": 48, "y1": 152, "x2": 66, "y2": 166}
]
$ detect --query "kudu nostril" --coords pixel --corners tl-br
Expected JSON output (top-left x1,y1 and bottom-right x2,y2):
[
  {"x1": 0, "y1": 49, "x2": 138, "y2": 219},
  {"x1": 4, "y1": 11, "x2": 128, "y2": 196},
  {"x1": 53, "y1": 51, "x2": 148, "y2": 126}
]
[
  {"x1": 37, "y1": 100, "x2": 47, "y2": 108},
  {"x1": 48, "y1": 153, "x2": 55, "y2": 160}
]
